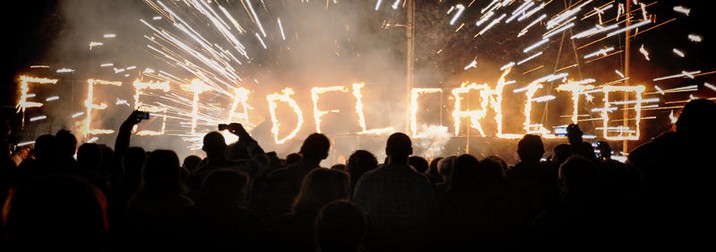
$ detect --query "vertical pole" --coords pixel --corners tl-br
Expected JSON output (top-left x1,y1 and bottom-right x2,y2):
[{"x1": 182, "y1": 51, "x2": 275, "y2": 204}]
[
  {"x1": 623, "y1": 0, "x2": 631, "y2": 155},
  {"x1": 406, "y1": 0, "x2": 414, "y2": 134}
]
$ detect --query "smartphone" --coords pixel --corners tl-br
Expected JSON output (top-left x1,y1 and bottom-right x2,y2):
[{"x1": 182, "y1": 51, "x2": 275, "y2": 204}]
[
  {"x1": 218, "y1": 124, "x2": 229, "y2": 131},
  {"x1": 136, "y1": 111, "x2": 150, "y2": 120}
]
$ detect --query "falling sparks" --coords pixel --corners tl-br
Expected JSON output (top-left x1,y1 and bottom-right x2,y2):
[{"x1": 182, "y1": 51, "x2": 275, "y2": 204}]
[
  {"x1": 672, "y1": 48, "x2": 685, "y2": 58},
  {"x1": 89, "y1": 41, "x2": 104, "y2": 50},
  {"x1": 688, "y1": 34, "x2": 702, "y2": 42},
  {"x1": 448, "y1": 4, "x2": 466, "y2": 26},
  {"x1": 704, "y1": 83, "x2": 716, "y2": 92},
  {"x1": 639, "y1": 44, "x2": 650, "y2": 61},
  {"x1": 673, "y1": 6, "x2": 690, "y2": 16},
  {"x1": 463, "y1": 57, "x2": 478, "y2": 70},
  {"x1": 669, "y1": 110, "x2": 678, "y2": 124}
]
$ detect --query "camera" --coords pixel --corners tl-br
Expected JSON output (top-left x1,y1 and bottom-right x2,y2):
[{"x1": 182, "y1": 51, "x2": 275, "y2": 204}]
[
  {"x1": 136, "y1": 111, "x2": 150, "y2": 120},
  {"x1": 218, "y1": 124, "x2": 229, "y2": 131}
]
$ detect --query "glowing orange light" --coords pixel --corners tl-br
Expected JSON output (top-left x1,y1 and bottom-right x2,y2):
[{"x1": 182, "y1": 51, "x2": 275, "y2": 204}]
[
  {"x1": 452, "y1": 82, "x2": 491, "y2": 137},
  {"x1": 311, "y1": 86, "x2": 348, "y2": 133},
  {"x1": 16, "y1": 75, "x2": 58, "y2": 126},
  {"x1": 410, "y1": 88, "x2": 442, "y2": 138},
  {"x1": 84, "y1": 79, "x2": 122, "y2": 138},
  {"x1": 267, "y1": 88, "x2": 304, "y2": 144},
  {"x1": 352, "y1": 83, "x2": 394, "y2": 135},
  {"x1": 228, "y1": 87, "x2": 252, "y2": 126}
]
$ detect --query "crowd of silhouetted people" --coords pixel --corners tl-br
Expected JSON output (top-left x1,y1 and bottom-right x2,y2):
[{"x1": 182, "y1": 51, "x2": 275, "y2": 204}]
[{"x1": 0, "y1": 98, "x2": 714, "y2": 251}]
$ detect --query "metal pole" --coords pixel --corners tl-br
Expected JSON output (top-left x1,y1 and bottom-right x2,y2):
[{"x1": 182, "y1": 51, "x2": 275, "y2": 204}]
[
  {"x1": 623, "y1": 0, "x2": 631, "y2": 155},
  {"x1": 406, "y1": 0, "x2": 414, "y2": 134}
]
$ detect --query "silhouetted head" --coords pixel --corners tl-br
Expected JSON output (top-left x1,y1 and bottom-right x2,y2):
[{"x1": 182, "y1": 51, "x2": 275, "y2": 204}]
[
  {"x1": 675, "y1": 98, "x2": 716, "y2": 143},
  {"x1": 315, "y1": 200, "x2": 366, "y2": 252},
  {"x1": 2, "y1": 174, "x2": 108, "y2": 249},
  {"x1": 448, "y1": 154, "x2": 481, "y2": 192},
  {"x1": 385, "y1": 132, "x2": 412, "y2": 158},
  {"x1": 181, "y1": 155, "x2": 202, "y2": 173},
  {"x1": 551, "y1": 143, "x2": 572, "y2": 165},
  {"x1": 197, "y1": 169, "x2": 249, "y2": 207},
  {"x1": 480, "y1": 155, "x2": 508, "y2": 179},
  {"x1": 595, "y1": 141, "x2": 612, "y2": 160},
  {"x1": 140, "y1": 149, "x2": 185, "y2": 197},
  {"x1": 122, "y1": 147, "x2": 146, "y2": 178},
  {"x1": 517, "y1": 134, "x2": 545, "y2": 163},
  {"x1": 55, "y1": 129, "x2": 78, "y2": 158},
  {"x1": 300, "y1": 133, "x2": 331, "y2": 161},
  {"x1": 77, "y1": 143, "x2": 102, "y2": 171},
  {"x1": 202, "y1": 131, "x2": 227, "y2": 156},
  {"x1": 408, "y1": 156, "x2": 429, "y2": 173},
  {"x1": 226, "y1": 141, "x2": 250, "y2": 160},
  {"x1": 330, "y1": 163, "x2": 347, "y2": 171},
  {"x1": 286, "y1": 152, "x2": 302, "y2": 165},
  {"x1": 566, "y1": 123, "x2": 583, "y2": 145},
  {"x1": 32, "y1": 134, "x2": 60, "y2": 161},
  {"x1": 438, "y1": 156, "x2": 457, "y2": 181},
  {"x1": 293, "y1": 168, "x2": 349, "y2": 214},
  {"x1": 559, "y1": 155, "x2": 601, "y2": 200}
]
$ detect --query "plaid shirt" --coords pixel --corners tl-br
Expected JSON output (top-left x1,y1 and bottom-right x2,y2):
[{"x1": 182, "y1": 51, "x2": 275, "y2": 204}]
[{"x1": 353, "y1": 163, "x2": 437, "y2": 244}]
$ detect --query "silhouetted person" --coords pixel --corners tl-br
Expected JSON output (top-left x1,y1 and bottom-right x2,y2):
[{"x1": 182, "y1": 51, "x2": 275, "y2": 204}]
[
  {"x1": 189, "y1": 123, "x2": 268, "y2": 197},
  {"x1": 124, "y1": 149, "x2": 194, "y2": 248},
  {"x1": 439, "y1": 154, "x2": 518, "y2": 250},
  {"x1": 594, "y1": 141, "x2": 638, "y2": 203},
  {"x1": 434, "y1": 155, "x2": 456, "y2": 194},
  {"x1": 315, "y1": 200, "x2": 367, "y2": 252},
  {"x1": 106, "y1": 146, "x2": 146, "y2": 246},
  {"x1": 330, "y1": 163, "x2": 347, "y2": 171},
  {"x1": 77, "y1": 143, "x2": 108, "y2": 192},
  {"x1": 55, "y1": 129, "x2": 79, "y2": 172},
  {"x1": 426, "y1": 156, "x2": 443, "y2": 186},
  {"x1": 253, "y1": 133, "x2": 331, "y2": 220},
  {"x1": 18, "y1": 134, "x2": 70, "y2": 179},
  {"x1": 530, "y1": 155, "x2": 621, "y2": 249},
  {"x1": 181, "y1": 155, "x2": 201, "y2": 174},
  {"x1": 2, "y1": 174, "x2": 109, "y2": 251},
  {"x1": 507, "y1": 134, "x2": 558, "y2": 243},
  {"x1": 566, "y1": 123, "x2": 597, "y2": 161},
  {"x1": 183, "y1": 169, "x2": 266, "y2": 250},
  {"x1": 626, "y1": 98, "x2": 716, "y2": 247},
  {"x1": 273, "y1": 168, "x2": 350, "y2": 252},
  {"x1": 346, "y1": 149, "x2": 378, "y2": 197},
  {"x1": 285, "y1": 152, "x2": 302, "y2": 166},
  {"x1": 408, "y1": 155, "x2": 429, "y2": 174},
  {"x1": 353, "y1": 132, "x2": 437, "y2": 252}
]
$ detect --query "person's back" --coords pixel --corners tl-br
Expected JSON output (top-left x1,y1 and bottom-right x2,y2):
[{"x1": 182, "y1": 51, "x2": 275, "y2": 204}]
[
  {"x1": 507, "y1": 134, "x2": 558, "y2": 243},
  {"x1": 273, "y1": 168, "x2": 350, "y2": 252},
  {"x1": 353, "y1": 133, "x2": 437, "y2": 251},
  {"x1": 315, "y1": 200, "x2": 367, "y2": 252},
  {"x1": 124, "y1": 150, "x2": 194, "y2": 248},
  {"x1": 2, "y1": 174, "x2": 109, "y2": 251},
  {"x1": 254, "y1": 133, "x2": 331, "y2": 220},
  {"x1": 183, "y1": 169, "x2": 265, "y2": 250},
  {"x1": 626, "y1": 98, "x2": 716, "y2": 248}
]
